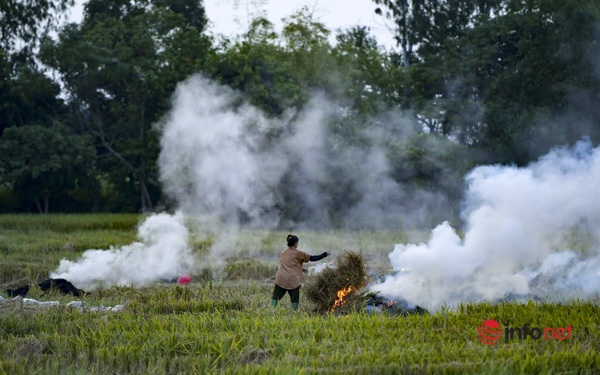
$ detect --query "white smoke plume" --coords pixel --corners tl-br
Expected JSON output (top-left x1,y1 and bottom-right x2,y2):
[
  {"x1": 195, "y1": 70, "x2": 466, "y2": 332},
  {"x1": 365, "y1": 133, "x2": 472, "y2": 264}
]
[
  {"x1": 155, "y1": 75, "x2": 459, "y2": 264},
  {"x1": 158, "y1": 75, "x2": 452, "y2": 232},
  {"x1": 51, "y1": 213, "x2": 192, "y2": 290},
  {"x1": 159, "y1": 78, "x2": 283, "y2": 228},
  {"x1": 159, "y1": 77, "x2": 288, "y2": 228},
  {"x1": 373, "y1": 139, "x2": 600, "y2": 310}
]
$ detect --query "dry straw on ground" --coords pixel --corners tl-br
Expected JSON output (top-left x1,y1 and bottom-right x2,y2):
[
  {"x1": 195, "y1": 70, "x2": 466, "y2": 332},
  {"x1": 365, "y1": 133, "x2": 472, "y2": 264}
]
[{"x1": 304, "y1": 251, "x2": 368, "y2": 314}]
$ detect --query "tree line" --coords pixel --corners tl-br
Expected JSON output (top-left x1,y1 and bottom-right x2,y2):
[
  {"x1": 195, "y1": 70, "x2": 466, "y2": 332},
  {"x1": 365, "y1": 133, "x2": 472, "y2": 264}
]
[{"x1": 1, "y1": 0, "x2": 599, "y2": 214}]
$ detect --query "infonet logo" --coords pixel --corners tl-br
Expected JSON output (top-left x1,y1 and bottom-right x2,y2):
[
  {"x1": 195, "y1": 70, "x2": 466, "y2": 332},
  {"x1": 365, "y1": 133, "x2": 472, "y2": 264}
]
[
  {"x1": 478, "y1": 320, "x2": 503, "y2": 344},
  {"x1": 478, "y1": 319, "x2": 573, "y2": 345}
]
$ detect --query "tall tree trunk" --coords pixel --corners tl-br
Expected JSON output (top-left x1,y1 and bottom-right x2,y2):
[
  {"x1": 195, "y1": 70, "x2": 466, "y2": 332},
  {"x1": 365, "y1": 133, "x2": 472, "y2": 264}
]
[
  {"x1": 34, "y1": 196, "x2": 43, "y2": 214},
  {"x1": 42, "y1": 191, "x2": 50, "y2": 213},
  {"x1": 401, "y1": 41, "x2": 411, "y2": 102},
  {"x1": 139, "y1": 98, "x2": 153, "y2": 212}
]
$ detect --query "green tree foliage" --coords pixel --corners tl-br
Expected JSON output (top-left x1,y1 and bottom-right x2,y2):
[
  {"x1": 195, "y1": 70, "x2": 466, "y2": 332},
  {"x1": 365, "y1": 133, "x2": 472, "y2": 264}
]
[
  {"x1": 41, "y1": 0, "x2": 212, "y2": 211},
  {"x1": 333, "y1": 26, "x2": 404, "y2": 114},
  {"x1": 0, "y1": 54, "x2": 65, "y2": 135},
  {"x1": 476, "y1": 0, "x2": 600, "y2": 163},
  {"x1": 375, "y1": 0, "x2": 600, "y2": 163},
  {"x1": 214, "y1": 18, "x2": 301, "y2": 115},
  {"x1": 214, "y1": 10, "x2": 401, "y2": 116},
  {"x1": 281, "y1": 8, "x2": 332, "y2": 90},
  {"x1": 0, "y1": 0, "x2": 73, "y2": 53},
  {"x1": 214, "y1": 9, "x2": 343, "y2": 116},
  {"x1": 0, "y1": 124, "x2": 96, "y2": 213}
]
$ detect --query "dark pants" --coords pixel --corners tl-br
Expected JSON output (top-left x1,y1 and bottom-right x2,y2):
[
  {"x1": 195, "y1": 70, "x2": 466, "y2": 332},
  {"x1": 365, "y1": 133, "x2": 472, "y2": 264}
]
[{"x1": 271, "y1": 284, "x2": 300, "y2": 303}]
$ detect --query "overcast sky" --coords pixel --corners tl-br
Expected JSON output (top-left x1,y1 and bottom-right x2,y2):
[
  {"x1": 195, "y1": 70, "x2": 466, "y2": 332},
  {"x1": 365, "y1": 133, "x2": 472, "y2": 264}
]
[{"x1": 66, "y1": 0, "x2": 397, "y2": 49}]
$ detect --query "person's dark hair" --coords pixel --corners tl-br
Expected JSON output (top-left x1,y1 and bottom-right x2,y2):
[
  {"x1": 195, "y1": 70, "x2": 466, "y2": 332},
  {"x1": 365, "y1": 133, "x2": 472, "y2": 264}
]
[{"x1": 287, "y1": 234, "x2": 299, "y2": 247}]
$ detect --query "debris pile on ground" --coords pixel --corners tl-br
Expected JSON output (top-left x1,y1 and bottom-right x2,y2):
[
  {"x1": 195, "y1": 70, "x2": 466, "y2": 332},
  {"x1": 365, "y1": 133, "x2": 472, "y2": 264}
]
[
  {"x1": 6, "y1": 278, "x2": 85, "y2": 297},
  {"x1": 364, "y1": 294, "x2": 427, "y2": 316},
  {"x1": 0, "y1": 296, "x2": 124, "y2": 312},
  {"x1": 304, "y1": 251, "x2": 368, "y2": 314},
  {"x1": 22, "y1": 298, "x2": 61, "y2": 307},
  {"x1": 66, "y1": 301, "x2": 125, "y2": 312}
]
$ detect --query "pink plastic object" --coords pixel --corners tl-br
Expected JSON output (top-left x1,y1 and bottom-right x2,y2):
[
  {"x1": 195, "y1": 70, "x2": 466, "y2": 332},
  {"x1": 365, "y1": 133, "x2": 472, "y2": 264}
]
[{"x1": 177, "y1": 274, "x2": 192, "y2": 285}]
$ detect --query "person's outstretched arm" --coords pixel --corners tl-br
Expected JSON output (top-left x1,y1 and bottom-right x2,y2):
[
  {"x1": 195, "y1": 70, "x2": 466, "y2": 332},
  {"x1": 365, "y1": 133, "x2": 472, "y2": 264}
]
[{"x1": 309, "y1": 252, "x2": 329, "y2": 261}]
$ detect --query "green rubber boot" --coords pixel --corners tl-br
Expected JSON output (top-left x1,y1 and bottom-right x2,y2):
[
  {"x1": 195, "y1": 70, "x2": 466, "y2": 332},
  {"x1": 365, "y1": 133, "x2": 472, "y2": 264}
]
[
  {"x1": 291, "y1": 302, "x2": 299, "y2": 311},
  {"x1": 270, "y1": 299, "x2": 278, "y2": 307}
]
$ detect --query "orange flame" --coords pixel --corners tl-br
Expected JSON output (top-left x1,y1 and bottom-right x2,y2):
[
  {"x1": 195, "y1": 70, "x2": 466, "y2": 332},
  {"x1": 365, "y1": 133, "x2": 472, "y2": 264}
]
[
  {"x1": 329, "y1": 279, "x2": 366, "y2": 313},
  {"x1": 330, "y1": 286, "x2": 354, "y2": 313}
]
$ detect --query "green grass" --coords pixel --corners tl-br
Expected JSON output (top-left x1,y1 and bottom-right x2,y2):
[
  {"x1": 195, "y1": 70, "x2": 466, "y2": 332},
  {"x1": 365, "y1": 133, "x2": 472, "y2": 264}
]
[
  {"x1": 1, "y1": 287, "x2": 599, "y2": 374},
  {"x1": 0, "y1": 213, "x2": 142, "y2": 232},
  {"x1": 1, "y1": 214, "x2": 599, "y2": 374}
]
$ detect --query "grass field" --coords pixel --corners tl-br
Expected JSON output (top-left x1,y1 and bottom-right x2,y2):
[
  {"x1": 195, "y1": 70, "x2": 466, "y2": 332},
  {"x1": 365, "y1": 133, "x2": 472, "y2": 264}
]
[{"x1": 1, "y1": 214, "x2": 599, "y2": 374}]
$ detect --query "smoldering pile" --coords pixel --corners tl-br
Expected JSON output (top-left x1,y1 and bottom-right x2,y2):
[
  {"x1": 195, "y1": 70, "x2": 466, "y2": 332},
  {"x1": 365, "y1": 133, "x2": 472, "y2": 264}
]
[
  {"x1": 5, "y1": 278, "x2": 85, "y2": 298},
  {"x1": 304, "y1": 251, "x2": 427, "y2": 315},
  {"x1": 364, "y1": 295, "x2": 427, "y2": 316}
]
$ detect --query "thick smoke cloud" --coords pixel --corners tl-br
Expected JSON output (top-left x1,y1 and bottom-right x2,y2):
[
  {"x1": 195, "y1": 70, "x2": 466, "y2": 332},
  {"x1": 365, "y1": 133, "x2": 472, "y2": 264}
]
[
  {"x1": 159, "y1": 77, "x2": 286, "y2": 227},
  {"x1": 52, "y1": 213, "x2": 192, "y2": 290},
  {"x1": 373, "y1": 139, "x2": 600, "y2": 310},
  {"x1": 158, "y1": 75, "x2": 452, "y2": 230}
]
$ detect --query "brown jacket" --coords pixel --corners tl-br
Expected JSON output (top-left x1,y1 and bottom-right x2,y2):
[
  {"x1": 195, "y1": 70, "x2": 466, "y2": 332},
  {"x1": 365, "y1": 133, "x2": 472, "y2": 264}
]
[{"x1": 275, "y1": 247, "x2": 310, "y2": 289}]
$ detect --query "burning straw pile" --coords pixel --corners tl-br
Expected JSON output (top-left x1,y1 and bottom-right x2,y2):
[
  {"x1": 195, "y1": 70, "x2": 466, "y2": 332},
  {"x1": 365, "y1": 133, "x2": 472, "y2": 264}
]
[{"x1": 304, "y1": 251, "x2": 368, "y2": 314}]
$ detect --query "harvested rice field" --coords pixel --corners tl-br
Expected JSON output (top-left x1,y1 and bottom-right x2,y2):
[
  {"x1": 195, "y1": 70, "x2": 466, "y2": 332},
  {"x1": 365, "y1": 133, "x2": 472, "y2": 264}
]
[{"x1": 1, "y1": 214, "x2": 599, "y2": 374}]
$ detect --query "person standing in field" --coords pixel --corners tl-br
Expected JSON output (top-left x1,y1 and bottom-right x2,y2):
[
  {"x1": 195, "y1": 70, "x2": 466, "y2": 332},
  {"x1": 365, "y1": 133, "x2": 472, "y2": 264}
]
[{"x1": 271, "y1": 234, "x2": 329, "y2": 310}]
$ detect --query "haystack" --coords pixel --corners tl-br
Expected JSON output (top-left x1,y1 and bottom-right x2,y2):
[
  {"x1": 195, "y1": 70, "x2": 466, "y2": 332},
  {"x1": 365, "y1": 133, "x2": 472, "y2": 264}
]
[{"x1": 304, "y1": 251, "x2": 368, "y2": 314}]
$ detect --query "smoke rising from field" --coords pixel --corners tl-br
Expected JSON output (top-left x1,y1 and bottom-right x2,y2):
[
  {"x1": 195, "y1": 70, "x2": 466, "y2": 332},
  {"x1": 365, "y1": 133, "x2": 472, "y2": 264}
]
[
  {"x1": 51, "y1": 76, "x2": 600, "y2": 303},
  {"x1": 159, "y1": 77, "x2": 286, "y2": 227},
  {"x1": 51, "y1": 213, "x2": 192, "y2": 290},
  {"x1": 53, "y1": 74, "x2": 600, "y2": 304},
  {"x1": 373, "y1": 139, "x2": 600, "y2": 310},
  {"x1": 158, "y1": 75, "x2": 452, "y2": 232},
  {"x1": 53, "y1": 75, "x2": 455, "y2": 288}
]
